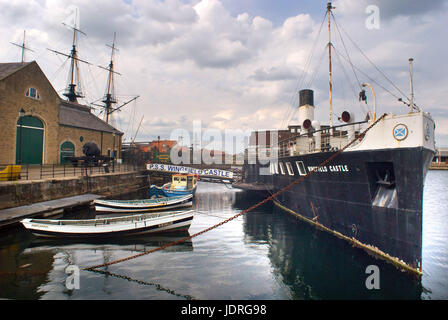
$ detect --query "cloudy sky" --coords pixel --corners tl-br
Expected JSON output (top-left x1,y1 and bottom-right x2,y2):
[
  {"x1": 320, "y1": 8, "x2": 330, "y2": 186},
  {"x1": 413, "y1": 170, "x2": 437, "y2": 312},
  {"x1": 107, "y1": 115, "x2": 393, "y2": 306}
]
[{"x1": 1, "y1": 0, "x2": 448, "y2": 152}]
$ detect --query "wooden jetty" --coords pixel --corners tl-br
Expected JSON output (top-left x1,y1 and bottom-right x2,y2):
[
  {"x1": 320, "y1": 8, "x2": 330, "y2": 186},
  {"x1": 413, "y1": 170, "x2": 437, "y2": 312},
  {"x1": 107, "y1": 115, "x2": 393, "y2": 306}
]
[{"x1": 0, "y1": 194, "x2": 101, "y2": 228}]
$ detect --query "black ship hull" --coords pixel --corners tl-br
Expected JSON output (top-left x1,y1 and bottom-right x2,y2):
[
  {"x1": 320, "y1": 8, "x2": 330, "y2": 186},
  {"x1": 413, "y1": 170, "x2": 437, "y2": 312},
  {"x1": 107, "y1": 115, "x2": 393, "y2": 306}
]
[{"x1": 242, "y1": 146, "x2": 434, "y2": 273}]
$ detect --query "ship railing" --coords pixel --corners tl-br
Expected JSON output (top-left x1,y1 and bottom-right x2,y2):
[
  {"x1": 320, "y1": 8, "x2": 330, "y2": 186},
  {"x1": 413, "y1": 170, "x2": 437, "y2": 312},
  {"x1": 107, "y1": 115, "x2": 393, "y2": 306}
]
[
  {"x1": 0, "y1": 162, "x2": 145, "y2": 182},
  {"x1": 276, "y1": 120, "x2": 369, "y2": 158}
]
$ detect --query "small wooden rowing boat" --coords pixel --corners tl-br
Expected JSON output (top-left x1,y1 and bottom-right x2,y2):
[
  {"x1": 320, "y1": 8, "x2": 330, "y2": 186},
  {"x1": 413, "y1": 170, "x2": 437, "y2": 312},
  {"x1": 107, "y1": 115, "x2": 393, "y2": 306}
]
[
  {"x1": 93, "y1": 194, "x2": 193, "y2": 213},
  {"x1": 149, "y1": 174, "x2": 198, "y2": 198},
  {"x1": 20, "y1": 210, "x2": 194, "y2": 238}
]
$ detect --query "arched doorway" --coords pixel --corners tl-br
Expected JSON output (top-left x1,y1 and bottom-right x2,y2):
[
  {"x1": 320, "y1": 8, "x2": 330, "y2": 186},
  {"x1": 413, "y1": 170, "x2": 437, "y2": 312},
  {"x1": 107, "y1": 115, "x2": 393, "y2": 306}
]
[
  {"x1": 60, "y1": 141, "x2": 75, "y2": 164},
  {"x1": 16, "y1": 116, "x2": 44, "y2": 164}
]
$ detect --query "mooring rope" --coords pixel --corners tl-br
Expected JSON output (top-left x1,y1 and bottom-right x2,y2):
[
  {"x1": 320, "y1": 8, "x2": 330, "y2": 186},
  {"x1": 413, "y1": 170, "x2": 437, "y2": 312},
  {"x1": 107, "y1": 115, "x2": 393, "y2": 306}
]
[{"x1": 84, "y1": 114, "x2": 386, "y2": 271}]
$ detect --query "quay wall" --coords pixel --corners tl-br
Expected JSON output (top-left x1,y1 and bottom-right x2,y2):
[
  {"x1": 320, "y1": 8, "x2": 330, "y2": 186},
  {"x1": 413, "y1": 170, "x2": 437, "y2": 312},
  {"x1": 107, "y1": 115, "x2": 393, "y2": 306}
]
[{"x1": 0, "y1": 171, "x2": 150, "y2": 210}]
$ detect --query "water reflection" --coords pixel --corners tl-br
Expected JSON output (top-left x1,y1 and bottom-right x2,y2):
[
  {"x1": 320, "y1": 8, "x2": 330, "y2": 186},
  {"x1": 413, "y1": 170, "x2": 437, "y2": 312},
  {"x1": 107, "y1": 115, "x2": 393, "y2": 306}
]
[
  {"x1": 0, "y1": 177, "x2": 446, "y2": 299},
  {"x1": 243, "y1": 207, "x2": 423, "y2": 299}
]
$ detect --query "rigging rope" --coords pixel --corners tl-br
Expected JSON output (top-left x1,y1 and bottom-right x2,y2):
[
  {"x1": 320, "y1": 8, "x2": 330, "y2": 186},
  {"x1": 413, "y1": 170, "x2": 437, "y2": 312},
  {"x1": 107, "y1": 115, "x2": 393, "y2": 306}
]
[
  {"x1": 334, "y1": 18, "x2": 411, "y2": 103},
  {"x1": 282, "y1": 12, "x2": 328, "y2": 128},
  {"x1": 84, "y1": 113, "x2": 386, "y2": 271},
  {"x1": 331, "y1": 13, "x2": 362, "y2": 91}
]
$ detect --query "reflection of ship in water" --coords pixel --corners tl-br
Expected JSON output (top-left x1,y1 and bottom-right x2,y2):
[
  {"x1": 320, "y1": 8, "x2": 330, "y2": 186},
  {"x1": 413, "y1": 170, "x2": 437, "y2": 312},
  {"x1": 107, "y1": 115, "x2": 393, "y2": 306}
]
[
  {"x1": 242, "y1": 207, "x2": 423, "y2": 299},
  {"x1": 194, "y1": 182, "x2": 239, "y2": 212}
]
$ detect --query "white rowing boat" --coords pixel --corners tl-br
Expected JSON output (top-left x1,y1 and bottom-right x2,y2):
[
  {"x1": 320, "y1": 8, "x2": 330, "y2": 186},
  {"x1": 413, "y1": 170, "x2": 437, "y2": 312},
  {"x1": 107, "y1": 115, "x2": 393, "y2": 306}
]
[
  {"x1": 21, "y1": 210, "x2": 194, "y2": 238},
  {"x1": 93, "y1": 194, "x2": 193, "y2": 213}
]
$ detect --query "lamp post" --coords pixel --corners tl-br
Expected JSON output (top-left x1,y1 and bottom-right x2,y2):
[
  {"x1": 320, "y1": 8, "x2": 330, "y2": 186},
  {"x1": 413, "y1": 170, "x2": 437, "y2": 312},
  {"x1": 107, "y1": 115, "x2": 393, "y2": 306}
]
[
  {"x1": 157, "y1": 135, "x2": 160, "y2": 163},
  {"x1": 17, "y1": 108, "x2": 25, "y2": 164},
  {"x1": 112, "y1": 132, "x2": 116, "y2": 173},
  {"x1": 361, "y1": 83, "x2": 376, "y2": 121}
]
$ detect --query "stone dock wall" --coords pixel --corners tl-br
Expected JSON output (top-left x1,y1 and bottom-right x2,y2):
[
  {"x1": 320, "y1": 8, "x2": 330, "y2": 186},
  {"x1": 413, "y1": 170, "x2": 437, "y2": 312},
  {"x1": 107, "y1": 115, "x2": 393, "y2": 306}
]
[{"x1": 0, "y1": 171, "x2": 154, "y2": 210}]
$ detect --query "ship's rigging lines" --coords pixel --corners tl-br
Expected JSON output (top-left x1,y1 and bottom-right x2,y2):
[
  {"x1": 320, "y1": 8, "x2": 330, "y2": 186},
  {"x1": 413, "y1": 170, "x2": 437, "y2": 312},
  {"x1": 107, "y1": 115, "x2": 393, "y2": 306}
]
[{"x1": 282, "y1": 6, "x2": 418, "y2": 128}]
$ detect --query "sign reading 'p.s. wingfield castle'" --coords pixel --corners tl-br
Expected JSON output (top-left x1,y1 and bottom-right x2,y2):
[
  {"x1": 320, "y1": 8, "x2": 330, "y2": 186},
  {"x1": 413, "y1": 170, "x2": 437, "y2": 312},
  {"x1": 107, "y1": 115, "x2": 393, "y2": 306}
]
[{"x1": 147, "y1": 163, "x2": 234, "y2": 179}]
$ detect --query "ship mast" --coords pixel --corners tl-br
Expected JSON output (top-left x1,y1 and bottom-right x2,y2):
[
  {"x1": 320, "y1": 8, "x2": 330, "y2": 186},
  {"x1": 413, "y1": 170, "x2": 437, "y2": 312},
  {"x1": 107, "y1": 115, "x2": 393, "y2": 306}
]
[
  {"x1": 100, "y1": 32, "x2": 120, "y2": 124},
  {"x1": 327, "y1": 2, "x2": 335, "y2": 132},
  {"x1": 96, "y1": 32, "x2": 140, "y2": 124},
  {"x1": 10, "y1": 30, "x2": 34, "y2": 63},
  {"x1": 48, "y1": 22, "x2": 90, "y2": 103}
]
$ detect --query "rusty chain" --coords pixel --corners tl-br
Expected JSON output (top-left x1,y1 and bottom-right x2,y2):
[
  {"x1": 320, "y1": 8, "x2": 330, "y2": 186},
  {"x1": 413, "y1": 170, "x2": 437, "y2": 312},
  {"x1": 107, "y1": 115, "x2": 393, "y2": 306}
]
[{"x1": 85, "y1": 113, "x2": 386, "y2": 271}]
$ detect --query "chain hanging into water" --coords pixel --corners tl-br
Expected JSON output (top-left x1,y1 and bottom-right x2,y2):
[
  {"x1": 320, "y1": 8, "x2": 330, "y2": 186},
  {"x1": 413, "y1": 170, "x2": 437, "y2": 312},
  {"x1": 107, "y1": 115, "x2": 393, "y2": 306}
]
[{"x1": 84, "y1": 114, "x2": 386, "y2": 271}]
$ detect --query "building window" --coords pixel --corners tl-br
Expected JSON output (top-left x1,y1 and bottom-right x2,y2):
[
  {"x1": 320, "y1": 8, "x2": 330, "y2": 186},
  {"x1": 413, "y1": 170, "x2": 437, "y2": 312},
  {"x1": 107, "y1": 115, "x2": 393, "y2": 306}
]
[
  {"x1": 279, "y1": 162, "x2": 285, "y2": 175},
  {"x1": 296, "y1": 161, "x2": 307, "y2": 176},
  {"x1": 286, "y1": 162, "x2": 294, "y2": 176},
  {"x1": 25, "y1": 88, "x2": 40, "y2": 100}
]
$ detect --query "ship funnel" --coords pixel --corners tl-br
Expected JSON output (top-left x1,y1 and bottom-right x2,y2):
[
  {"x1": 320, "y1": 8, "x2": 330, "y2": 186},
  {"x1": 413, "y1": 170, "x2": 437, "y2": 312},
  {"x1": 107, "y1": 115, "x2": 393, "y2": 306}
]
[
  {"x1": 299, "y1": 89, "x2": 315, "y2": 133},
  {"x1": 299, "y1": 89, "x2": 314, "y2": 107}
]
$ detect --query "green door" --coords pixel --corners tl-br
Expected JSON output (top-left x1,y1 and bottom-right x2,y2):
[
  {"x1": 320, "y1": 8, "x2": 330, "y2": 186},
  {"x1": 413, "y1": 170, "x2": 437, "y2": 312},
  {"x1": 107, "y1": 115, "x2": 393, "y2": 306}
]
[
  {"x1": 60, "y1": 141, "x2": 75, "y2": 164},
  {"x1": 16, "y1": 116, "x2": 44, "y2": 164}
]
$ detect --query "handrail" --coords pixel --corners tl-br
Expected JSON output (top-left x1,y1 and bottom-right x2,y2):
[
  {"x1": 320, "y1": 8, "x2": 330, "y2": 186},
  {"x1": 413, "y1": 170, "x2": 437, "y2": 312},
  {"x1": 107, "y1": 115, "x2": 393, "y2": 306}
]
[{"x1": 276, "y1": 119, "x2": 369, "y2": 145}]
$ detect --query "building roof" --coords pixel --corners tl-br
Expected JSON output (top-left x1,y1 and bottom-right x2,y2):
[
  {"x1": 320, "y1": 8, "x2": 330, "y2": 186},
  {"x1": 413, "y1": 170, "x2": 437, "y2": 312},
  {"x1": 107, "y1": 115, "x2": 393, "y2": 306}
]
[
  {"x1": 139, "y1": 140, "x2": 177, "y2": 153},
  {"x1": 59, "y1": 100, "x2": 123, "y2": 135},
  {"x1": 0, "y1": 62, "x2": 32, "y2": 81}
]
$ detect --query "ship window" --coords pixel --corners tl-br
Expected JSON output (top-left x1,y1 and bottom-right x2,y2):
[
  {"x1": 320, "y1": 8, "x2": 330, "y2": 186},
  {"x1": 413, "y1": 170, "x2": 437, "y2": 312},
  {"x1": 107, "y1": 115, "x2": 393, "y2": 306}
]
[
  {"x1": 174, "y1": 177, "x2": 180, "y2": 182},
  {"x1": 25, "y1": 87, "x2": 40, "y2": 100},
  {"x1": 296, "y1": 161, "x2": 307, "y2": 176},
  {"x1": 286, "y1": 162, "x2": 294, "y2": 175},
  {"x1": 279, "y1": 162, "x2": 285, "y2": 175}
]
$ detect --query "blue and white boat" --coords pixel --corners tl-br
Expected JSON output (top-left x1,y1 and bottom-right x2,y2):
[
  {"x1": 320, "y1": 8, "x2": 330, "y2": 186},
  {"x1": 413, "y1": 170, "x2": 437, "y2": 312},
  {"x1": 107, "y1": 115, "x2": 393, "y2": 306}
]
[
  {"x1": 150, "y1": 174, "x2": 198, "y2": 198},
  {"x1": 93, "y1": 194, "x2": 193, "y2": 213}
]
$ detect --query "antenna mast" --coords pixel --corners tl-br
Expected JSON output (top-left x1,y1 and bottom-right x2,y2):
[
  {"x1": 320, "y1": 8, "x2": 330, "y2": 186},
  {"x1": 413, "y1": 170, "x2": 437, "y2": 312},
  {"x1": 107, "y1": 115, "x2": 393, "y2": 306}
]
[
  {"x1": 10, "y1": 30, "x2": 34, "y2": 63},
  {"x1": 327, "y1": 2, "x2": 335, "y2": 132},
  {"x1": 409, "y1": 58, "x2": 415, "y2": 113}
]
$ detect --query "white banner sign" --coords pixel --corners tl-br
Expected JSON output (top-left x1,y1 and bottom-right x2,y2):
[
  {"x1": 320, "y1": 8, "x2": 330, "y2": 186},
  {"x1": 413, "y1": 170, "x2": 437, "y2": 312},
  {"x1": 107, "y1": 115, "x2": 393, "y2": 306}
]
[{"x1": 147, "y1": 163, "x2": 234, "y2": 179}]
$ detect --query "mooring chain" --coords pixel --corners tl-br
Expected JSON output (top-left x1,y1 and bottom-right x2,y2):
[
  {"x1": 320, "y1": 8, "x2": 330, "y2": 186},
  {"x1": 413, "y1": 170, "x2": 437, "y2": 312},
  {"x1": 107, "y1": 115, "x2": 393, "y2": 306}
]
[{"x1": 85, "y1": 114, "x2": 386, "y2": 271}]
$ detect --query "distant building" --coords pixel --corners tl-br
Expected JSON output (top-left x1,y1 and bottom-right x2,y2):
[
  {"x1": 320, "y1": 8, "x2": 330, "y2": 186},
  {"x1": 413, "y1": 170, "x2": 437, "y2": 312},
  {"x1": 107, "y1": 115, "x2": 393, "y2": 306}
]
[
  {"x1": 433, "y1": 147, "x2": 448, "y2": 163},
  {"x1": 0, "y1": 61, "x2": 122, "y2": 165},
  {"x1": 144, "y1": 139, "x2": 177, "y2": 164}
]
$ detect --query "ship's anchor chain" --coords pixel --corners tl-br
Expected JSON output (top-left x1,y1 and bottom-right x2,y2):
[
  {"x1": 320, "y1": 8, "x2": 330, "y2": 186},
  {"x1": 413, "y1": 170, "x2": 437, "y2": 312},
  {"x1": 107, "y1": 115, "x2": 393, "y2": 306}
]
[{"x1": 84, "y1": 113, "x2": 387, "y2": 271}]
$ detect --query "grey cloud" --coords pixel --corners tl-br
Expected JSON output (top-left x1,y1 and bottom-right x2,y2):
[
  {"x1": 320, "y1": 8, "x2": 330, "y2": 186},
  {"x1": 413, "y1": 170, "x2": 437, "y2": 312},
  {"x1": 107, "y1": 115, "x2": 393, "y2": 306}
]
[
  {"x1": 373, "y1": 0, "x2": 447, "y2": 19},
  {"x1": 250, "y1": 66, "x2": 299, "y2": 81}
]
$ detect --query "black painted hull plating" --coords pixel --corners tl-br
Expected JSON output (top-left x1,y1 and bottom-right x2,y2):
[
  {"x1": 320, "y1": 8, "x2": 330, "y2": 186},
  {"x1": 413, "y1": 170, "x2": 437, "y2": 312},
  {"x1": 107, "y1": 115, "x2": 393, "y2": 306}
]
[{"x1": 243, "y1": 147, "x2": 434, "y2": 271}]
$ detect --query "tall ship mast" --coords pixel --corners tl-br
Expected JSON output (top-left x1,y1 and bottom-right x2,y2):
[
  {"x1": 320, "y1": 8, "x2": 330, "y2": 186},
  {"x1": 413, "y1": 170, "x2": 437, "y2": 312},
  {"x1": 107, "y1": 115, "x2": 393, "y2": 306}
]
[
  {"x1": 10, "y1": 30, "x2": 34, "y2": 63},
  {"x1": 99, "y1": 32, "x2": 119, "y2": 124},
  {"x1": 238, "y1": 2, "x2": 435, "y2": 277},
  {"x1": 48, "y1": 23, "x2": 90, "y2": 103},
  {"x1": 95, "y1": 32, "x2": 139, "y2": 125}
]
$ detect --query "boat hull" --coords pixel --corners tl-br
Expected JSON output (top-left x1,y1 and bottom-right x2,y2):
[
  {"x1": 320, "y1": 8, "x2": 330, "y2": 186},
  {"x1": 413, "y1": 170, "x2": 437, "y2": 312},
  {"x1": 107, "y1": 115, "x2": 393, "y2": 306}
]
[
  {"x1": 21, "y1": 210, "x2": 194, "y2": 238},
  {"x1": 93, "y1": 194, "x2": 193, "y2": 213},
  {"x1": 94, "y1": 201, "x2": 193, "y2": 213},
  {"x1": 149, "y1": 184, "x2": 197, "y2": 198},
  {"x1": 245, "y1": 146, "x2": 434, "y2": 272}
]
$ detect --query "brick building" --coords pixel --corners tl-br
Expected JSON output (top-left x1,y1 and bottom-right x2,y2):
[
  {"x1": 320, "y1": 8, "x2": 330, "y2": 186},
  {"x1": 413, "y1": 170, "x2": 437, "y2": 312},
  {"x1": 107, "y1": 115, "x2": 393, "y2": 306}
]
[{"x1": 0, "y1": 61, "x2": 122, "y2": 165}]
